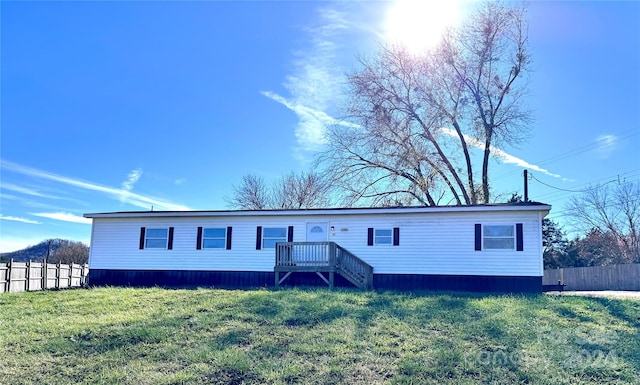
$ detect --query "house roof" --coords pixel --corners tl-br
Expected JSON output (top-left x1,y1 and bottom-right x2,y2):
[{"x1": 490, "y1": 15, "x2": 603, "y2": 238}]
[{"x1": 84, "y1": 202, "x2": 551, "y2": 219}]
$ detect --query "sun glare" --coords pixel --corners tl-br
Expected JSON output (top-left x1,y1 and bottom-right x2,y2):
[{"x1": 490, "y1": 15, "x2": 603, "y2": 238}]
[{"x1": 384, "y1": 0, "x2": 462, "y2": 54}]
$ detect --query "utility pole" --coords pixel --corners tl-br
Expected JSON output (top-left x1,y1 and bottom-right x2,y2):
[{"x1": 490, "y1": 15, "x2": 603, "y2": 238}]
[{"x1": 524, "y1": 170, "x2": 529, "y2": 202}]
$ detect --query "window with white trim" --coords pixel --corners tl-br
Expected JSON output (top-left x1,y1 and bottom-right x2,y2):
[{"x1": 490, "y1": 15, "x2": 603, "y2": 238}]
[
  {"x1": 202, "y1": 228, "x2": 226, "y2": 249},
  {"x1": 374, "y1": 229, "x2": 393, "y2": 245},
  {"x1": 263, "y1": 227, "x2": 287, "y2": 249},
  {"x1": 483, "y1": 225, "x2": 515, "y2": 250},
  {"x1": 145, "y1": 228, "x2": 169, "y2": 249}
]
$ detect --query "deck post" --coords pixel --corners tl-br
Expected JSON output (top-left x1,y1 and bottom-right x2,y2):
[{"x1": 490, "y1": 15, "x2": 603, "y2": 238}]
[
  {"x1": 329, "y1": 272, "x2": 334, "y2": 289},
  {"x1": 329, "y1": 242, "x2": 336, "y2": 266},
  {"x1": 275, "y1": 271, "x2": 279, "y2": 288}
]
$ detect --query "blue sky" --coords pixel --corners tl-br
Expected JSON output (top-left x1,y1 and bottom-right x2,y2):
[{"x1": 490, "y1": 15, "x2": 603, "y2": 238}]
[{"x1": 1, "y1": 1, "x2": 639, "y2": 252}]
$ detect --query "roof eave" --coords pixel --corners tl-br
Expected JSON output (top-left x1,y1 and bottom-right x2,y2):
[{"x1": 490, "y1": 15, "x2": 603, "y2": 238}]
[{"x1": 84, "y1": 203, "x2": 552, "y2": 219}]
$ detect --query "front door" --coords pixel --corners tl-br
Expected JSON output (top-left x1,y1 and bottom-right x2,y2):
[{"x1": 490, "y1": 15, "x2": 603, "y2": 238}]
[
  {"x1": 306, "y1": 222, "x2": 328, "y2": 242},
  {"x1": 304, "y1": 222, "x2": 329, "y2": 265}
]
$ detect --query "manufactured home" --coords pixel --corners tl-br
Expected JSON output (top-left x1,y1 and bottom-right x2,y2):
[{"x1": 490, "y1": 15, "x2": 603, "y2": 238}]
[{"x1": 84, "y1": 203, "x2": 550, "y2": 292}]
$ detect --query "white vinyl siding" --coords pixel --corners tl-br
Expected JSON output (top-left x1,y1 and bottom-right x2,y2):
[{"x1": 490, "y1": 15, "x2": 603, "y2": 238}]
[{"x1": 88, "y1": 209, "x2": 545, "y2": 277}]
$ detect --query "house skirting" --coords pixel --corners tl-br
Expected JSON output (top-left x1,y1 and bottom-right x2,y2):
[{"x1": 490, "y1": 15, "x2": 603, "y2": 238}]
[
  {"x1": 89, "y1": 269, "x2": 541, "y2": 293},
  {"x1": 373, "y1": 274, "x2": 541, "y2": 293}
]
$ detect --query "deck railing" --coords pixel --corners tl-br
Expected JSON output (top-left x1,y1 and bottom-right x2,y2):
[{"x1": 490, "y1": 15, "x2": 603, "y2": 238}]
[
  {"x1": 335, "y1": 244, "x2": 374, "y2": 290},
  {"x1": 275, "y1": 242, "x2": 334, "y2": 267},
  {"x1": 275, "y1": 242, "x2": 373, "y2": 289}
]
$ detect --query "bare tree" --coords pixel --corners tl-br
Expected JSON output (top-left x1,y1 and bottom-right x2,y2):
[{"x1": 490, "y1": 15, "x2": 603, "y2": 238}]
[
  {"x1": 226, "y1": 174, "x2": 271, "y2": 210},
  {"x1": 49, "y1": 240, "x2": 89, "y2": 265},
  {"x1": 319, "y1": 1, "x2": 531, "y2": 206},
  {"x1": 272, "y1": 171, "x2": 332, "y2": 209},
  {"x1": 566, "y1": 181, "x2": 640, "y2": 263},
  {"x1": 227, "y1": 171, "x2": 332, "y2": 210}
]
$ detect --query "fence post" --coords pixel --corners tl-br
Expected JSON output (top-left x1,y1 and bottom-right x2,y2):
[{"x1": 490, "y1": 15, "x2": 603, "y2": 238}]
[
  {"x1": 42, "y1": 259, "x2": 47, "y2": 290},
  {"x1": 0, "y1": 262, "x2": 4, "y2": 293},
  {"x1": 56, "y1": 262, "x2": 61, "y2": 289},
  {"x1": 7, "y1": 258, "x2": 13, "y2": 293},
  {"x1": 26, "y1": 260, "x2": 31, "y2": 292}
]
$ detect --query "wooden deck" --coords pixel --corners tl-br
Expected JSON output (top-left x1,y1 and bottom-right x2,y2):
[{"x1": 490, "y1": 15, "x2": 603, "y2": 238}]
[{"x1": 274, "y1": 242, "x2": 373, "y2": 289}]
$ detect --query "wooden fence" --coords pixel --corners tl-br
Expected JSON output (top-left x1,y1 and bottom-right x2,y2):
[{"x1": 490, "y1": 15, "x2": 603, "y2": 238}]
[
  {"x1": 0, "y1": 260, "x2": 89, "y2": 294},
  {"x1": 544, "y1": 263, "x2": 640, "y2": 291}
]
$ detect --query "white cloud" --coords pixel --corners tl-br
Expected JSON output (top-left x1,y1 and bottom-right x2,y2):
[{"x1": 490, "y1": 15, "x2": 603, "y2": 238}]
[
  {"x1": 0, "y1": 237, "x2": 43, "y2": 253},
  {"x1": 2, "y1": 197, "x2": 74, "y2": 212},
  {"x1": 0, "y1": 234, "x2": 90, "y2": 253},
  {"x1": 262, "y1": 91, "x2": 360, "y2": 150},
  {"x1": 121, "y1": 168, "x2": 143, "y2": 192},
  {"x1": 120, "y1": 168, "x2": 143, "y2": 202},
  {"x1": 1, "y1": 160, "x2": 191, "y2": 211},
  {"x1": 0, "y1": 193, "x2": 21, "y2": 201},
  {"x1": 174, "y1": 177, "x2": 187, "y2": 185},
  {"x1": 0, "y1": 183, "x2": 67, "y2": 200},
  {"x1": 263, "y1": 6, "x2": 355, "y2": 156},
  {"x1": 0, "y1": 214, "x2": 41, "y2": 224},
  {"x1": 1, "y1": 183, "x2": 47, "y2": 197},
  {"x1": 438, "y1": 128, "x2": 567, "y2": 179},
  {"x1": 595, "y1": 134, "x2": 617, "y2": 159},
  {"x1": 31, "y1": 212, "x2": 92, "y2": 225}
]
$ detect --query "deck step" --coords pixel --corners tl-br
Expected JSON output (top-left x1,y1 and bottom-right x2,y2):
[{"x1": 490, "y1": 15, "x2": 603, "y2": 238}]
[{"x1": 275, "y1": 242, "x2": 373, "y2": 289}]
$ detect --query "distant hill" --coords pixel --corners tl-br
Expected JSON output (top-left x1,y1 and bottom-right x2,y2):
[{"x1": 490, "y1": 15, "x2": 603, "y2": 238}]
[{"x1": 0, "y1": 239, "x2": 70, "y2": 262}]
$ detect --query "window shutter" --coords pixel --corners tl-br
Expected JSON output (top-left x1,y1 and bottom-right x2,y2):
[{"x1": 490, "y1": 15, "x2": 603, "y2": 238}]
[
  {"x1": 196, "y1": 227, "x2": 202, "y2": 250},
  {"x1": 256, "y1": 226, "x2": 262, "y2": 250},
  {"x1": 474, "y1": 224, "x2": 482, "y2": 251},
  {"x1": 393, "y1": 227, "x2": 400, "y2": 246},
  {"x1": 516, "y1": 223, "x2": 524, "y2": 251},
  {"x1": 226, "y1": 227, "x2": 233, "y2": 250},
  {"x1": 139, "y1": 227, "x2": 146, "y2": 250},
  {"x1": 367, "y1": 228, "x2": 374, "y2": 246},
  {"x1": 287, "y1": 226, "x2": 294, "y2": 242},
  {"x1": 168, "y1": 227, "x2": 174, "y2": 250}
]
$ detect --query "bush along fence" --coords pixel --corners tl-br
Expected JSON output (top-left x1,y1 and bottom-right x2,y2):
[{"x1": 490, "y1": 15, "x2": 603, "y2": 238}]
[
  {"x1": 0, "y1": 260, "x2": 89, "y2": 293},
  {"x1": 544, "y1": 263, "x2": 640, "y2": 291}
]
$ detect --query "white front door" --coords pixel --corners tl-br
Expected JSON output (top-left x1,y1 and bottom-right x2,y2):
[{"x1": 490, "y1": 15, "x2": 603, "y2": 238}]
[{"x1": 306, "y1": 222, "x2": 328, "y2": 242}]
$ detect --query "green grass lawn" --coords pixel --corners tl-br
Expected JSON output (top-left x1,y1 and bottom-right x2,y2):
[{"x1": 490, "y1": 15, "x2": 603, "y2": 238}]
[{"x1": 0, "y1": 287, "x2": 638, "y2": 385}]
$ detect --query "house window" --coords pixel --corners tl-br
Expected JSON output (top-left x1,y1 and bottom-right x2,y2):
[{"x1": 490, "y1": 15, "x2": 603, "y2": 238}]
[
  {"x1": 203, "y1": 228, "x2": 226, "y2": 249},
  {"x1": 483, "y1": 225, "x2": 515, "y2": 250},
  {"x1": 263, "y1": 227, "x2": 287, "y2": 249},
  {"x1": 374, "y1": 229, "x2": 393, "y2": 245},
  {"x1": 197, "y1": 226, "x2": 232, "y2": 250},
  {"x1": 367, "y1": 227, "x2": 400, "y2": 246},
  {"x1": 145, "y1": 228, "x2": 169, "y2": 249}
]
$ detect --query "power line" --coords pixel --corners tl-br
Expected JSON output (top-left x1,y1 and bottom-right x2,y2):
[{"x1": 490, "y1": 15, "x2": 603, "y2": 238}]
[
  {"x1": 529, "y1": 169, "x2": 640, "y2": 201},
  {"x1": 547, "y1": 196, "x2": 640, "y2": 221},
  {"x1": 529, "y1": 173, "x2": 615, "y2": 193},
  {"x1": 493, "y1": 126, "x2": 640, "y2": 181},
  {"x1": 528, "y1": 128, "x2": 639, "y2": 168},
  {"x1": 535, "y1": 178, "x2": 640, "y2": 204},
  {"x1": 536, "y1": 181, "x2": 640, "y2": 220}
]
